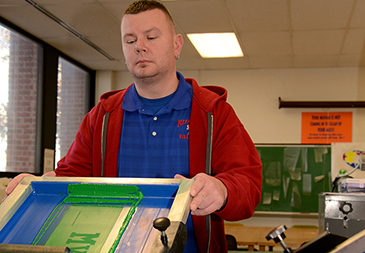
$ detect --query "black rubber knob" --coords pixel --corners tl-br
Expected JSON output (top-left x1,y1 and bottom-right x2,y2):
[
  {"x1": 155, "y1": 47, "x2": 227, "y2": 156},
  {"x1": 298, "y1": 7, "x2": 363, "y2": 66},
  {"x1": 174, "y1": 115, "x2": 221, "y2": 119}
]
[
  {"x1": 266, "y1": 225, "x2": 292, "y2": 253},
  {"x1": 339, "y1": 201, "x2": 353, "y2": 215},
  {"x1": 153, "y1": 217, "x2": 171, "y2": 232},
  {"x1": 153, "y1": 217, "x2": 171, "y2": 246},
  {"x1": 266, "y1": 224, "x2": 287, "y2": 242}
]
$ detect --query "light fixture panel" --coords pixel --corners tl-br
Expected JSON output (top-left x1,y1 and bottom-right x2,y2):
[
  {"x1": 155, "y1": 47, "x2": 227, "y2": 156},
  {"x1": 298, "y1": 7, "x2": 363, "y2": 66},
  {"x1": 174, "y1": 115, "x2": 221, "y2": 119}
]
[{"x1": 187, "y1": 32, "x2": 244, "y2": 58}]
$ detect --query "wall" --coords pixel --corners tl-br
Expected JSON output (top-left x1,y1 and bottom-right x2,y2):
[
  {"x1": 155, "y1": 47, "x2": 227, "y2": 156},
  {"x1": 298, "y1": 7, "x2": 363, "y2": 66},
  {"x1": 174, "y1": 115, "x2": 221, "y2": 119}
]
[{"x1": 96, "y1": 66, "x2": 365, "y2": 227}]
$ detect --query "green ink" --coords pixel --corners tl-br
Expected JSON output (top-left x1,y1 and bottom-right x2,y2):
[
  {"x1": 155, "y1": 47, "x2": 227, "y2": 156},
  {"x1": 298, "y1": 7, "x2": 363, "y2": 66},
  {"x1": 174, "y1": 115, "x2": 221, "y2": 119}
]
[
  {"x1": 32, "y1": 183, "x2": 143, "y2": 253},
  {"x1": 66, "y1": 232, "x2": 100, "y2": 245},
  {"x1": 66, "y1": 245, "x2": 90, "y2": 253}
]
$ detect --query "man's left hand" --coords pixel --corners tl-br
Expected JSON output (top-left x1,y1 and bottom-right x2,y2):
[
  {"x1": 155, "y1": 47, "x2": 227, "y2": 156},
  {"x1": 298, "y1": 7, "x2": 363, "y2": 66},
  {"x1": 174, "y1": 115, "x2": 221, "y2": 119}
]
[{"x1": 174, "y1": 173, "x2": 227, "y2": 216}]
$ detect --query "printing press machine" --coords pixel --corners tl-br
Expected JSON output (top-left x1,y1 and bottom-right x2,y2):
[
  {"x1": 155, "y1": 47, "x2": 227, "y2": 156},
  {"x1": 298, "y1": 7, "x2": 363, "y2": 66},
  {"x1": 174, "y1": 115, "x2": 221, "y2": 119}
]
[{"x1": 267, "y1": 190, "x2": 365, "y2": 253}]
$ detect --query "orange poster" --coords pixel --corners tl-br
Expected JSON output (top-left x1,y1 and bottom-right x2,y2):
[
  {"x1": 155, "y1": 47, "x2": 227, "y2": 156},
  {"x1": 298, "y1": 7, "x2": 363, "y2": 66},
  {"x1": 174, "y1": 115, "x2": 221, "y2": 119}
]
[{"x1": 301, "y1": 112, "x2": 352, "y2": 144}]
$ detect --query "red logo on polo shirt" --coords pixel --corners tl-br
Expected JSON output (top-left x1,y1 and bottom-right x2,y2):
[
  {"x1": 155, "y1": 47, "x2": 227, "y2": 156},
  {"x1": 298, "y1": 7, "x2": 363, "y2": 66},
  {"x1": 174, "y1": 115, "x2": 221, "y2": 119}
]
[
  {"x1": 177, "y1": 119, "x2": 189, "y2": 139},
  {"x1": 177, "y1": 119, "x2": 189, "y2": 128}
]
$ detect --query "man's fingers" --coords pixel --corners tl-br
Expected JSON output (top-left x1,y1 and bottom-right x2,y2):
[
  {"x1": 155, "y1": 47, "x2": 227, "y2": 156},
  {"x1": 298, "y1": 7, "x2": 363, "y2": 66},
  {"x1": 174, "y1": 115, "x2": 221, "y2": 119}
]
[
  {"x1": 174, "y1": 174, "x2": 186, "y2": 180},
  {"x1": 174, "y1": 173, "x2": 228, "y2": 216},
  {"x1": 190, "y1": 173, "x2": 206, "y2": 197},
  {"x1": 190, "y1": 186, "x2": 210, "y2": 210},
  {"x1": 4, "y1": 173, "x2": 34, "y2": 196},
  {"x1": 3, "y1": 172, "x2": 55, "y2": 203},
  {"x1": 189, "y1": 173, "x2": 211, "y2": 211},
  {"x1": 191, "y1": 206, "x2": 216, "y2": 216},
  {"x1": 188, "y1": 173, "x2": 228, "y2": 216},
  {"x1": 42, "y1": 171, "x2": 56, "y2": 177}
]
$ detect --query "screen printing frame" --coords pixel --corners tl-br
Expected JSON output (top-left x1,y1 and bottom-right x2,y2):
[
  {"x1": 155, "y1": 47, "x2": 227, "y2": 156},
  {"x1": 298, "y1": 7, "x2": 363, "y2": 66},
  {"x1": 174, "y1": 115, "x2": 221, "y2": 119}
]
[{"x1": 0, "y1": 176, "x2": 193, "y2": 253}]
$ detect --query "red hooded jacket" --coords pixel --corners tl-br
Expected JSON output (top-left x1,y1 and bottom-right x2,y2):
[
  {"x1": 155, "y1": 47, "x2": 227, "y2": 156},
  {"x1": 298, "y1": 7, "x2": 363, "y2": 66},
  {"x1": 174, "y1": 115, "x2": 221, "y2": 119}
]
[{"x1": 55, "y1": 77, "x2": 262, "y2": 253}]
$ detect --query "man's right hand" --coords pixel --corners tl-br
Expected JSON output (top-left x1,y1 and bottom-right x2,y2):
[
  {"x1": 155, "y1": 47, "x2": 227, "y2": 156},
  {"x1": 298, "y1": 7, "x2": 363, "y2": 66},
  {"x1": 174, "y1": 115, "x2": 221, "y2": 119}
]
[{"x1": 2, "y1": 171, "x2": 56, "y2": 202}]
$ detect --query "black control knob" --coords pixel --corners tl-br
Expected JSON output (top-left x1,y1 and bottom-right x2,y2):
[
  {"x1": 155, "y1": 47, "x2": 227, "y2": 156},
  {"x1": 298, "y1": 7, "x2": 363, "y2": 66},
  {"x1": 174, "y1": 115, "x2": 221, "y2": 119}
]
[
  {"x1": 339, "y1": 201, "x2": 353, "y2": 215},
  {"x1": 153, "y1": 217, "x2": 171, "y2": 246},
  {"x1": 266, "y1": 225, "x2": 292, "y2": 253}
]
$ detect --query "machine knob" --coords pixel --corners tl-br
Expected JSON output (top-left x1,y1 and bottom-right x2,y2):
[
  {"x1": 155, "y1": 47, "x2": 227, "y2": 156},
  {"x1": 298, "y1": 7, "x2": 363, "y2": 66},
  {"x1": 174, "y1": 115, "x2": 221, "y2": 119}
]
[
  {"x1": 266, "y1": 225, "x2": 292, "y2": 253},
  {"x1": 339, "y1": 202, "x2": 353, "y2": 215},
  {"x1": 153, "y1": 217, "x2": 171, "y2": 246}
]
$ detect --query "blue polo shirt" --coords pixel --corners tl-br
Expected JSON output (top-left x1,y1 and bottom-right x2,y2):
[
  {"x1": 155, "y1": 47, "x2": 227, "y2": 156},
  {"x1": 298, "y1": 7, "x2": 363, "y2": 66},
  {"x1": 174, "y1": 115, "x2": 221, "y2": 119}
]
[{"x1": 117, "y1": 72, "x2": 198, "y2": 252}]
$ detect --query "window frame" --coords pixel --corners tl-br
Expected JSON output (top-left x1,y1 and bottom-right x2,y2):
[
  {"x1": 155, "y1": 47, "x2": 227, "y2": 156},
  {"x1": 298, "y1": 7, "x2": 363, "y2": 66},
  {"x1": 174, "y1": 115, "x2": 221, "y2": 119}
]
[{"x1": 0, "y1": 17, "x2": 95, "y2": 178}]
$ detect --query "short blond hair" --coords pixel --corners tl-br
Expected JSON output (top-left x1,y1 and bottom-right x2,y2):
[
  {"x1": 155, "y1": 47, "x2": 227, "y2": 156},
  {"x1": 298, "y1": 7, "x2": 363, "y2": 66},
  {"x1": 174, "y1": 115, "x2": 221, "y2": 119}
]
[{"x1": 123, "y1": 0, "x2": 175, "y2": 31}]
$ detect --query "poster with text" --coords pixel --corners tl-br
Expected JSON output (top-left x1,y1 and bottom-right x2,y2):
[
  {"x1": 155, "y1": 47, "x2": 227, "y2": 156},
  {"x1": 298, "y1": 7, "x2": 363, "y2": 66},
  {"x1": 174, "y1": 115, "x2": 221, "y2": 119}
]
[{"x1": 301, "y1": 112, "x2": 352, "y2": 144}]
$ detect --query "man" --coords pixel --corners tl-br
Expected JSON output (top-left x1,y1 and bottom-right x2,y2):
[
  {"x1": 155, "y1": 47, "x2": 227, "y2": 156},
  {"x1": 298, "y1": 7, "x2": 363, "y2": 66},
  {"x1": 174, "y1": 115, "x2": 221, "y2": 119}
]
[{"x1": 5, "y1": 1, "x2": 262, "y2": 252}]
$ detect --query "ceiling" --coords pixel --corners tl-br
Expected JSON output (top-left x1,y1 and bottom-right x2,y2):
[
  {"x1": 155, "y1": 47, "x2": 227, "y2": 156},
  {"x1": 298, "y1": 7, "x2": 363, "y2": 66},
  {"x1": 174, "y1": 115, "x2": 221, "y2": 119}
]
[{"x1": 1, "y1": 0, "x2": 365, "y2": 72}]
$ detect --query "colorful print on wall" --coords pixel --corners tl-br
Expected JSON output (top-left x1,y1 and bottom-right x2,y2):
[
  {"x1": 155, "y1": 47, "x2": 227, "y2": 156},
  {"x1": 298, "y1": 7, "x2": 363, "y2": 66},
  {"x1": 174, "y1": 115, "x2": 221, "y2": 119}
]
[{"x1": 332, "y1": 143, "x2": 365, "y2": 180}]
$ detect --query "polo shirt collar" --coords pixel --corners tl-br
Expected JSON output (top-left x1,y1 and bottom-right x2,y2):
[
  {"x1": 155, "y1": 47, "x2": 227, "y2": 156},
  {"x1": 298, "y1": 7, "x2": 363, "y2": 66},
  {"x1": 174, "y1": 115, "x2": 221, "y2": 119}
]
[{"x1": 122, "y1": 72, "x2": 192, "y2": 114}]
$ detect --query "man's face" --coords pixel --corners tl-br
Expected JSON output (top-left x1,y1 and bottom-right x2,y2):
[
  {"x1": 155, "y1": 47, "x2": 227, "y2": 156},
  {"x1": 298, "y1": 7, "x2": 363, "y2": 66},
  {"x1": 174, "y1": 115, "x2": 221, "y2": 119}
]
[{"x1": 121, "y1": 9, "x2": 182, "y2": 83}]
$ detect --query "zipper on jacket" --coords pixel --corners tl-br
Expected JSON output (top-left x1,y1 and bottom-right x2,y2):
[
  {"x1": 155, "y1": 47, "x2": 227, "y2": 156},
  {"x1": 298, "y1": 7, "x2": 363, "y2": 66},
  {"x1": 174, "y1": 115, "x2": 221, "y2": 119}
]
[
  {"x1": 101, "y1": 112, "x2": 110, "y2": 177},
  {"x1": 206, "y1": 112, "x2": 213, "y2": 253}
]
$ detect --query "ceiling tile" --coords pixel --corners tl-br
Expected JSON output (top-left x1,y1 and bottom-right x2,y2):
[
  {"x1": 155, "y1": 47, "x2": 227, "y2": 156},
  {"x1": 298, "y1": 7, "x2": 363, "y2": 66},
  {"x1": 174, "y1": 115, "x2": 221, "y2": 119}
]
[
  {"x1": 293, "y1": 55, "x2": 339, "y2": 68},
  {"x1": 177, "y1": 36, "x2": 210, "y2": 70},
  {"x1": 96, "y1": 0, "x2": 138, "y2": 2},
  {"x1": 45, "y1": 36, "x2": 108, "y2": 62},
  {"x1": 164, "y1": 0, "x2": 233, "y2": 33},
  {"x1": 84, "y1": 59, "x2": 126, "y2": 71},
  {"x1": 88, "y1": 35, "x2": 124, "y2": 60},
  {"x1": 180, "y1": 38, "x2": 202, "y2": 59},
  {"x1": 360, "y1": 56, "x2": 365, "y2": 67},
  {"x1": 45, "y1": 3, "x2": 120, "y2": 37},
  {"x1": 291, "y1": 0, "x2": 354, "y2": 30},
  {"x1": 338, "y1": 55, "x2": 361, "y2": 67},
  {"x1": 99, "y1": 2, "x2": 130, "y2": 23},
  {"x1": 0, "y1": 0, "x2": 27, "y2": 5},
  {"x1": 176, "y1": 57, "x2": 210, "y2": 71},
  {"x1": 342, "y1": 29, "x2": 365, "y2": 55},
  {"x1": 205, "y1": 57, "x2": 250, "y2": 70},
  {"x1": 248, "y1": 56, "x2": 293, "y2": 69},
  {"x1": 226, "y1": 0, "x2": 289, "y2": 32},
  {"x1": 36, "y1": 0, "x2": 94, "y2": 3},
  {"x1": 293, "y1": 30, "x2": 345, "y2": 55},
  {"x1": 0, "y1": 6, "x2": 71, "y2": 38},
  {"x1": 239, "y1": 31, "x2": 292, "y2": 56},
  {"x1": 350, "y1": 0, "x2": 365, "y2": 29},
  {"x1": 2, "y1": 0, "x2": 364, "y2": 71}
]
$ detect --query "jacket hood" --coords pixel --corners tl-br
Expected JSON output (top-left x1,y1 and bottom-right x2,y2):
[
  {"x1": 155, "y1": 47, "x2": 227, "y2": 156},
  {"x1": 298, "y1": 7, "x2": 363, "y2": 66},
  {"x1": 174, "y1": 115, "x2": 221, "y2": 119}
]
[
  {"x1": 186, "y1": 78, "x2": 228, "y2": 113},
  {"x1": 99, "y1": 78, "x2": 228, "y2": 113},
  {"x1": 99, "y1": 85, "x2": 130, "y2": 113}
]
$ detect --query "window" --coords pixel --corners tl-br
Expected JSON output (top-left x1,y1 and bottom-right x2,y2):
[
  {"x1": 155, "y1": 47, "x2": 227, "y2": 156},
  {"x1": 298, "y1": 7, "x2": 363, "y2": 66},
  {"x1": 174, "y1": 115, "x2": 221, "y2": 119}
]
[
  {"x1": 0, "y1": 18, "x2": 95, "y2": 176},
  {"x1": 55, "y1": 57, "x2": 90, "y2": 164},
  {"x1": 0, "y1": 24, "x2": 41, "y2": 173}
]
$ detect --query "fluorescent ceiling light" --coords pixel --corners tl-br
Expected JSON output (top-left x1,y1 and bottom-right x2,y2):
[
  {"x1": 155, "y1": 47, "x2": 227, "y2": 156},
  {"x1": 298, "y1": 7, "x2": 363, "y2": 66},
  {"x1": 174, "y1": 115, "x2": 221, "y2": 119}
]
[{"x1": 187, "y1": 33, "x2": 243, "y2": 58}]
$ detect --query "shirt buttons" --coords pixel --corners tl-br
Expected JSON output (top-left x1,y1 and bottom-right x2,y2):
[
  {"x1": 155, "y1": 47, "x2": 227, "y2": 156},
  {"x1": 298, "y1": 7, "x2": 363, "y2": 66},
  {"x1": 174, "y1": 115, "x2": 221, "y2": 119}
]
[
  {"x1": 152, "y1": 131, "x2": 157, "y2": 136},
  {"x1": 153, "y1": 116, "x2": 157, "y2": 121}
]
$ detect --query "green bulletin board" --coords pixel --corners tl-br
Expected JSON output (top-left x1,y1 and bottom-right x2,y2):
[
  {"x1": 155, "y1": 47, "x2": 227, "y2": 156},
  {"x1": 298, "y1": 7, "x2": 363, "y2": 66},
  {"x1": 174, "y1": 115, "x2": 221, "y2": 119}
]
[{"x1": 255, "y1": 145, "x2": 331, "y2": 214}]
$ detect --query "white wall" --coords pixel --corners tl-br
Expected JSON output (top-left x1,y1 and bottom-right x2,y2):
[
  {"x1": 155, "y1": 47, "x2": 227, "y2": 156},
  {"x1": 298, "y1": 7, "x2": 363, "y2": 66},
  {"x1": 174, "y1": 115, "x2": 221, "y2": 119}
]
[
  {"x1": 183, "y1": 67, "x2": 365, "y2": 144},
  {"x1": 97, "y1": 67, "x2": 365, "y2": 144},
  {"x1": 96, "y1": 66, "x2": 365, "y2": 227}
]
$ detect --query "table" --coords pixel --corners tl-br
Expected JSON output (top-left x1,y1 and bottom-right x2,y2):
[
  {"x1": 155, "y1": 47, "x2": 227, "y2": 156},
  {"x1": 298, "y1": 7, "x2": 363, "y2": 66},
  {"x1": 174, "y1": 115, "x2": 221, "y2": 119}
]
[{"x1": 225, "y1": 224, "x2": 319, "y2": 251}]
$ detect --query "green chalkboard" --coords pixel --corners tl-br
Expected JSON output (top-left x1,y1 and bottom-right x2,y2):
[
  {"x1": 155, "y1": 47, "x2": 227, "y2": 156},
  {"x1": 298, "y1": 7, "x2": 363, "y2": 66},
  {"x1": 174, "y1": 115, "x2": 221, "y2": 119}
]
[{"x1": 255, "y1": 145, "x2": 331, "y2": 214}]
